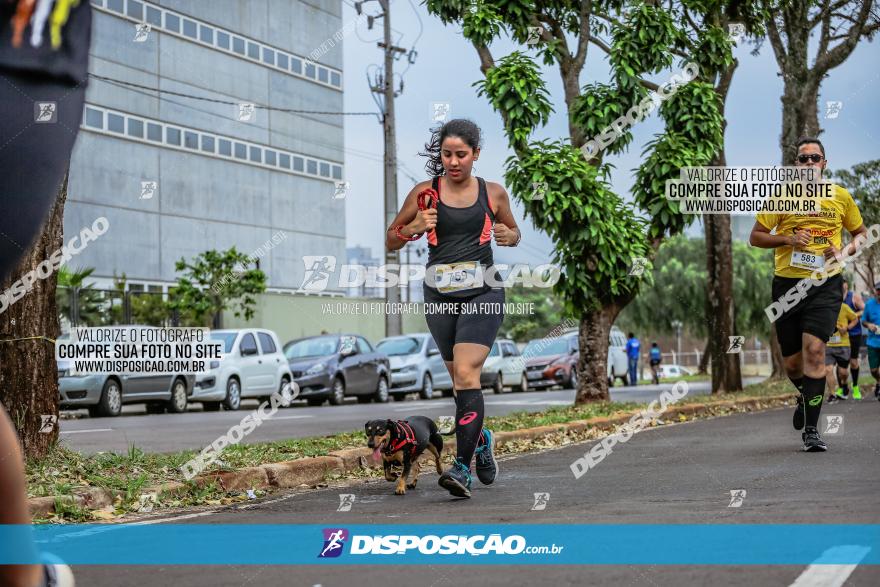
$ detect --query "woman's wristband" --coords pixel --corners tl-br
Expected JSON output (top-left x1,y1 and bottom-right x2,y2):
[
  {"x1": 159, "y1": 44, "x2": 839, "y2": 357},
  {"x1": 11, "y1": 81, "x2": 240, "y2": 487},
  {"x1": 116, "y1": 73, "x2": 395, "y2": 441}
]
[{"x1": 512, "y1": 228, "x2": 522, "y2": 246}]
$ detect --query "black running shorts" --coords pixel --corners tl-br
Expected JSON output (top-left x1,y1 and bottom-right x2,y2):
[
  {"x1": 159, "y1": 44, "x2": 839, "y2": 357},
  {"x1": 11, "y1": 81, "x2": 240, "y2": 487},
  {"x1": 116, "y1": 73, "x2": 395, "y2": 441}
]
[
  {"x1": 772, "y1": 273, "x2": 843, "y2": 357},
  {"x1": 422, "y1": 284, "x2": 505, "y2": 362}
]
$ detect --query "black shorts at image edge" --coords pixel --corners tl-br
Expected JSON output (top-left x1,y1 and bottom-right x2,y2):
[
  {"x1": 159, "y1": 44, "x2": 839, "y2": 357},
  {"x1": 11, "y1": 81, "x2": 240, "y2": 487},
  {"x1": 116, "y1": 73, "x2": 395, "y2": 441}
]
[
  {"x1": 422, "y1": 284, "x2": 505, "y2": 362},
  {"x1": 772, "y1": 273, "x2": 843, "y2": 357}
]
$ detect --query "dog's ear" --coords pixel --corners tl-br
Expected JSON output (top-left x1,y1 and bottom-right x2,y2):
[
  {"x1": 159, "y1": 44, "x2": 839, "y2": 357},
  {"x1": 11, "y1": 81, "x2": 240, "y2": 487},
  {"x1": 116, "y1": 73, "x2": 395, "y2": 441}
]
[{"x1": 385, "y1": 419, "x2": 395, "y2": 431}]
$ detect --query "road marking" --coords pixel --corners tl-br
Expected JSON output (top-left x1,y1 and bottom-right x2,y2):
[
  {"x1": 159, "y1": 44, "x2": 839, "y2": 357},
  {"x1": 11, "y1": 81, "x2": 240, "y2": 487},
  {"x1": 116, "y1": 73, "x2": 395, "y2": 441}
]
[
  {"x1": 788, "y1": 546, "x2": 870, "y2": 587},
  {"x1": 266, "y1": 415, "x2": 314, "y2": 421},
  {"x1": 130, "y1": 511, "x2": 220, "y2": 525},
  {"x1": 60, "y1": 428, "x2": 113, "y2": 434},
  {"x1": 393, "y1": 405, "x2": 441, "y2": 412}
]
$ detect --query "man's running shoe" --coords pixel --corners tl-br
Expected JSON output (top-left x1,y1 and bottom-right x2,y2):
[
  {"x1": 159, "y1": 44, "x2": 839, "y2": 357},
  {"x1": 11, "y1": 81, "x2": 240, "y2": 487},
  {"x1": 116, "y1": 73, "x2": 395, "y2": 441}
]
[
  {"x1": 834, "y1": 388, "x2": 848, "y2": 399},
  {"x1": 792, "y1": 395, "x2": 805, "y2": 430},
  {"x1": 474, "y1": 428, "x2": 498, "y2": 485},
  {"x1": 826, "y1": 394, "x2": 838, "y2": 404},
  {"x1": 438, "y1": 457, "x2": 472, "y2": 498},
  {"x1": 802, "y1": 426, "x2": 828, "y2": 452},
  {"x1": 852, "y1": 385, "x2": 862, "y2": 400}
]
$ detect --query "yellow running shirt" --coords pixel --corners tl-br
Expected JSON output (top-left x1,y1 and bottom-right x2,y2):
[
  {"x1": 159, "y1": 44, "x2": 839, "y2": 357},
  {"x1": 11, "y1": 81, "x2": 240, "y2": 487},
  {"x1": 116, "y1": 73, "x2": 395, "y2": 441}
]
[
  {"x1": 756, "y1": 184, "x2": 862, "y2": 279},
  {"x1": 828, "y1": 303, "x2": 858, "y2": 347}
]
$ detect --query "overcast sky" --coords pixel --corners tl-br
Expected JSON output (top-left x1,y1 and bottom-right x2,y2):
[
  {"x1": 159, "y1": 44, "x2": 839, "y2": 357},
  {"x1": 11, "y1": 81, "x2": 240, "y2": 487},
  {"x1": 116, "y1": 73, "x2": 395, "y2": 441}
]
[{"x1": 336, "y1": 1, "x2": 880, "y2": 266}]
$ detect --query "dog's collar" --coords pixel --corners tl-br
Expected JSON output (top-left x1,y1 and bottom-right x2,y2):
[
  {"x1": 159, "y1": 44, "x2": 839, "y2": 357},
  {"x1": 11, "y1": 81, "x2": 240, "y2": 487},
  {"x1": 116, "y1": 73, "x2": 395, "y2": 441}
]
[{"x1": 384, "y1": 420, "x2": 418, "y2": 457}]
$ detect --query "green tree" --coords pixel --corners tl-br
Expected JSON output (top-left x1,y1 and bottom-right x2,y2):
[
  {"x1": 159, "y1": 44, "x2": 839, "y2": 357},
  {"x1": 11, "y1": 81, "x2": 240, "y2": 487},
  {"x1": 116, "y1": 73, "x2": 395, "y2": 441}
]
[
  {"x1": 108, "y1": 273, "x2": 172, "y2": 326},
  {"x1": 832, "y1": 160, "x2": 880, "y2": 289},
  {"x1": 166, "y1": 248, "x2": 267, "y2": 328},
  {"x1": 56, "y1": 265, "x2": 105, "y2": 327},
  {"x1": 426, "y1": 0, "x2": 729, "y2": 402},
  {"x1": 500, "y1": 284, "x2": 565, "y2": 342}
]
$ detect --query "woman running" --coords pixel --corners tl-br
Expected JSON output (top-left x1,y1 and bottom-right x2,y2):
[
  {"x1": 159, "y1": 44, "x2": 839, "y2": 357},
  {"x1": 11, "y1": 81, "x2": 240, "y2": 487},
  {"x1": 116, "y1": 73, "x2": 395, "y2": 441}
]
[{"x1": 385, "y1": 119, "x2": 521, "y2": 498}]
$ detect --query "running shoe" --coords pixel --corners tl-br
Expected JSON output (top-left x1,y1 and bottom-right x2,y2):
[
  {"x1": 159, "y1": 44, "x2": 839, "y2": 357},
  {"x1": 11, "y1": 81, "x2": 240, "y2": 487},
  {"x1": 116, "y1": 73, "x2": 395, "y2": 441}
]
[
  {"x1": 834, "y1": 388, "x2": 847, "y2": 399},
  {"x1": 802, "y1": 426, "x2": 827, "y2": 452},
  {"x1": 792, "y1": 395, "x2": 805, "y2": 430},
  {"x1": 826, "y1": 394, "x2": 838, "y2": 404},
  {"x1": 438, "y1": 457, "x2": 472, "y2": 498},
  {"x1": 42, "y1": 554, "x2": 75, "y2": 587},
  {"x1": 474, "y1": 428, "x2": 498, "y2": 485},
  {"x1": 852, "y1": 385, "x2": 862, "y2": 400}
]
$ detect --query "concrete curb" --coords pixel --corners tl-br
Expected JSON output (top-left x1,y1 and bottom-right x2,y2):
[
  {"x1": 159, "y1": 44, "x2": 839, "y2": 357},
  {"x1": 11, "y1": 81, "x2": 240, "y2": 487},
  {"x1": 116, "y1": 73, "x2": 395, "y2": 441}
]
[{"x1": 30, "y1": 392, "x2": 795, "y2": 516}]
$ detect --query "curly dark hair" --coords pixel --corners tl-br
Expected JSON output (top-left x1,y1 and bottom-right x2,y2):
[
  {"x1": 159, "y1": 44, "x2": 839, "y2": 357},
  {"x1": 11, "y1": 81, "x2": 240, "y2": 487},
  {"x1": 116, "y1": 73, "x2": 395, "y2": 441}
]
[{"x1": 419, "y1": 119, "x2": 482, "y2": 177}]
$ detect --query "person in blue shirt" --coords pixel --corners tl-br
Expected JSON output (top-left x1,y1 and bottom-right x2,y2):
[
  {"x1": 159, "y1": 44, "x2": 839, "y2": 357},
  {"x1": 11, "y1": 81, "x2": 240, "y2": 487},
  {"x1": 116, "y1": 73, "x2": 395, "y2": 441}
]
[
  {"x1": 649, "y1": 342, "x2": 662, "y2": 385},
  {"x1": 626, "y1": 332, "x2": 641, "y2": 386},
  {"x1": 858, "y1": 281, "x2": 880, "y2": 400}
]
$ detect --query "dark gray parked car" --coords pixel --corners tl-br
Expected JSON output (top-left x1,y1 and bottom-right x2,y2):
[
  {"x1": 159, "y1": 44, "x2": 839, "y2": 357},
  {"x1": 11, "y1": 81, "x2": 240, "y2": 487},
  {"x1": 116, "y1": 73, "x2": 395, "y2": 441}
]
[{"x1": 284, "y1": 334, "x2": 390, "y2": 406}]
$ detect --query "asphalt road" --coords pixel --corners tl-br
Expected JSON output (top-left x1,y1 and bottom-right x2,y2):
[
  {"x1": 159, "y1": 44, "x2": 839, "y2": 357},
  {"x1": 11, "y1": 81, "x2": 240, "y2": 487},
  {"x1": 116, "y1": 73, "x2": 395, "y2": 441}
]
[
  {"x1": 68, "y1": 396, "x2": 880, "y2": 586},
  {"x1": 59, "y1": 378, "x2": 761, "y2": 454}
]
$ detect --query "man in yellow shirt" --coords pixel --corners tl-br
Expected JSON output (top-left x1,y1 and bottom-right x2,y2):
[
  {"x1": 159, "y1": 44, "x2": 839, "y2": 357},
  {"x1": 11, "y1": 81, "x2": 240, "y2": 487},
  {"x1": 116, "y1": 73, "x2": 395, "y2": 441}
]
[
  {"x1": 750, "y1": 137, "x2": 868, "y2": 452},
  {"x1": 825, "y1": 303, "x2": 859, "y2": 402}
]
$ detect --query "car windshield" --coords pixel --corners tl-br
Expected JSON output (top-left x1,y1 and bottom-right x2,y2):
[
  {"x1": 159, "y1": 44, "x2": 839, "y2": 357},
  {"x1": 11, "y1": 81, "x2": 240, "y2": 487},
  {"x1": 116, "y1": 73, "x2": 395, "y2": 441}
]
[
  {"x1": 522, "y1": 337, "x2": 572, "y2": 357},
  {"x1": 285, "y1": 336, "x2": 339, "y2": 359},
  {"x1": 210, "y1": 332, "x2": 238, "y2": 353},
  {"x1": 376, "y1": 337, "x2": 421, "y2": 356},
  {"x1": 488, "y1": 343, "x2": 500, "y2": 357}
]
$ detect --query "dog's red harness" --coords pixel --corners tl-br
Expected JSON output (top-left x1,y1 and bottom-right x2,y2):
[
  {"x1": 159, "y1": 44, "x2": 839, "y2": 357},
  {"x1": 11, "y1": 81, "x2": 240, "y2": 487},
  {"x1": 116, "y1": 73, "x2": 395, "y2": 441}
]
[{"x1": 384, "y1": 420, "x2": 419, "y2": 459}]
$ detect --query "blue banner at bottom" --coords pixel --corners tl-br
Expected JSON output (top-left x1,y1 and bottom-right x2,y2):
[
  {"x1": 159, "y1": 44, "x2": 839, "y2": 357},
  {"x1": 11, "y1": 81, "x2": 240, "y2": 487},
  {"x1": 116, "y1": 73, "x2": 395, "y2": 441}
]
[{"x1": 1, "y1": 524, "x2": 877, "y2": 565}]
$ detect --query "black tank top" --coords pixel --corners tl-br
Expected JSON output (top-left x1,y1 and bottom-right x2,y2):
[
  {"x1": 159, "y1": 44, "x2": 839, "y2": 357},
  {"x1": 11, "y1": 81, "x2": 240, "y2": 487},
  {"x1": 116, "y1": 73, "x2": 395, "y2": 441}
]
[{"x1": 424, "y1": 176, "x2": 495, "y2": 297}]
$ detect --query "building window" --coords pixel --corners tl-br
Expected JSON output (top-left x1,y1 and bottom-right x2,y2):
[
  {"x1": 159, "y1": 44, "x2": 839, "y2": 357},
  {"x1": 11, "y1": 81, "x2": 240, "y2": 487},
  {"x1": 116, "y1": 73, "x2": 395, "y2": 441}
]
[
  {"x1": 332, "y1": 165, "x2": 342, "y2": 180},
  {"x1": 219, "y1": 138, "x2": 232, "y2": 156},
  {"x1": 107, "y1": 112, "x2": 125, "y2": 133},
  {"x1": 234, "y1": 143, "x2": 247, "y2": 159},
  {"x1": 145, "y1": 6, "x2": 161, "y2": 26},
  {"x1": 279, "y1": 153, "x2": 291, "y2": 169},
  {"x1": 293, "y1": 157, "x2": 304, "y2": 172},
  {"x1": 233, "y1": 36, "x2": 245, "y2": 55},
  {"x1": 291, "y1": 58, "x2": 302, "y2": 75},
  {"x1": 147, "y1": 122, "x2": 162, "y2": 142},
  {"x1": 305, "y1": 62, "x2": 316, "y2": 78},
  {"x1": 318, "y1": 68, "x2": 329, "y2": 83},
  {"x1": 247, "y1": 42, "x2": 260, "y2": 60},
  {"x1": 319, "y1": 162, "x2": 330, "y2": 177},
  {"x1": 307, "y1": 160, "x2": 318, "y2": 175},
  {"x1": 199, "y1": 25, "x2": 213, "y2": 44},
  {"x1": 249, "y1": 146, "x2": 261, "y2": 163},
  {"x1": 126, "y1": 0, "x2": 143, "y2": 20},
  {"x1": 331, "y1": 71, "x2": 341, "y2": 87},
  {"x1": 277, "y1": 53, "x2": 288, "y2": 70},
  {"x1": 85, "y1": 107, "x2": 103, "y2": 129},
  {"x1": 166, "y1": 127, "x2": 181, "y2": 145},
  {"x1": 182, "y1": 19, "x2": 198, "y2": 39},
  {"x1": 127, "y1": 118, "x2": 144, "y2": 138},
  {"x1": 264, "y1": 150, "x2": 277, "y2": 166},
  {"x1": 164, "y1": 13, "x2": 180, "y2": 33},
  {"x1": 200, "y1": 135, "x2": 215, "y2": 153},
  {"x1": 216, "y1": 30, "x2": 230, "y2": 50},
  {"x1": 184, "y1": 131, "x2": 198, "y2": 149},
  {"x1": 262, "y1": 47, "x2": 275, "y2": 65},
  {"x1": 107, "y1": 0, "x2": 124, "y2": 13}
]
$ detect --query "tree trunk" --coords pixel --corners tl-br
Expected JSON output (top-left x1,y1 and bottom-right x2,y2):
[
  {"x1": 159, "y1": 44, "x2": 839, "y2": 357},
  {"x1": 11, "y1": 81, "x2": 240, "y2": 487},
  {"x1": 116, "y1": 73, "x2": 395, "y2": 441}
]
[
  {"x1": 0, "y1": 177, "x2": 67, "y2": 459},
  {"x1": 698, "y1": 338, "x2": 710, "y2": 374},
  {"x1": 574, "y1": 303, "x2": 621, "y2": 403}
]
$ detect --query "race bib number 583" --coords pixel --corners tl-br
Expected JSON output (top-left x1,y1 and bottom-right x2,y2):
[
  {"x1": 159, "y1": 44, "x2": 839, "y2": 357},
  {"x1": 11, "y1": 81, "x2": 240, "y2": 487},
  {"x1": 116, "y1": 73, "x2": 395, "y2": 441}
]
[{"x1": 790, "y1": 250, "x2": 825, "y2": 271}]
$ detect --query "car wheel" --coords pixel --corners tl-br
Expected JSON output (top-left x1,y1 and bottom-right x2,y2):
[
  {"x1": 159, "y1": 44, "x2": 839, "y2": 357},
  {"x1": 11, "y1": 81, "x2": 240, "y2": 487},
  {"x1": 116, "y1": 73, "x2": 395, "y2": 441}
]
[
  {"x1": 202, "y1": 402, "x2": 221, "y2": 412},
  {"x1": 97, "y1": 379, "x2": 122, "y2": 417},
  {"x1": 492, "y1": 372, "x2": 504, "y2": 394},
  {"x1": 567, "y1": 368, "x2": 578, "y2": 390},
  {"x1": 328, "y1": 378, "x2": 346, "y2": 406},
  {"x1": 418, "y1": 373, "x2": 434, "y2": 400},
  {"x1": 515, "y1": 373, "x2": 528, "y2": 393},
  {"x1": 618, "y1": 373, "x2": 629, "y2": 386},
  {"x1": 166, "y1": 378, "x2": 188, "y2": 413},
  {"x1": 223, "y1": 378, "x2": 241, "y2": 411},
  {"x1": 392, "y1": 394, "x2": 407, "y2": 402},
  {"x1": 307, "y1": 398, "x2": 325, "y2": 407},
  {"x1": 145, "y1": 402, "x2": 166, "y2": 415},
  {"x1": 373, "y1": 376, "x2": 389, "y2": 403},
  {"x1": 278, "y1": 377, "x2": 293, "y2": 407}
]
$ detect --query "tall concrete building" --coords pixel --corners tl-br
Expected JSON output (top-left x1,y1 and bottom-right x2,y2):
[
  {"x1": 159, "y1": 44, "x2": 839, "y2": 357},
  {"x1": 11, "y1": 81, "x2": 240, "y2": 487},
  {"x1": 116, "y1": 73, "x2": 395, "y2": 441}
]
[{"x1": 65, "y1": 0, "x2": 346, "y2": 294}]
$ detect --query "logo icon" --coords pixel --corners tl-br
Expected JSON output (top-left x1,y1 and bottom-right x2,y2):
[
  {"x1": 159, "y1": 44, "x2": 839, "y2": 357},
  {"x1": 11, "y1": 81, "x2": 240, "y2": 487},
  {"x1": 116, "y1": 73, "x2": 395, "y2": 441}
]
[
  {"x1": 531, "y1": 492, "x2": 549, "y2": 511},
  {"x1": 299, "y1": 256, "x2": 337, "y2": 292},
  {"x1": 526, "y1": 26, "x2": 543, "y2": 45},
  {"x1": 430, "y1": 102, "x2": 450, "y2": 123},
  {"x1": 237, "y1": 103, "x2": 256, "y2": 122},
  {"x1": 339, "y1": 336, "x2": 357, "y2": 356},
  {"x1": 727, "y1": 489, "x2": 746, "y2": 508},
  {"x1": 628, "y1": 256, "x2": 648, "y2": 277},
  {"x1": 437, "y1": 415, "x2": 454, "y2": 434},
  {"x1": 133, "y1": 23, "x2": 151, "y2": 42},
  {"x1": 823, "y1": 414, "x2": 844, "y2": 435},
  {"x1": 140, "y1": 181, "x2": 158, "y2": 200},
  {"x1": 728, "y1": 23, "x2": 746, "y2": 44},
  {"x1": 337, "y1": 494, "x2": 355, "y2": 512},
  {"x1": 34, "y1": 102, "x2": 57, "y2": 123},
  {"x1": 824, "y1": 101, "x2": 843, "y2": 119},
  {"x1": 318, "y1": 528, "x2": 348, "y2": 558},
  {"x1": 458, "y1": 411, "x2": 478, "y2": 426},
  {"x1": 727, "y1": 336, "x2": 745, "y2": 354},
  {"x1": 333, "y1": 181, "x2": 350, "y2": 200},
  {"x1": 530, "y1": 182, "x2": 547, "y2": 201},
  {"x1": 38, "y1": 415, "x2": 57, "y2": 434}
]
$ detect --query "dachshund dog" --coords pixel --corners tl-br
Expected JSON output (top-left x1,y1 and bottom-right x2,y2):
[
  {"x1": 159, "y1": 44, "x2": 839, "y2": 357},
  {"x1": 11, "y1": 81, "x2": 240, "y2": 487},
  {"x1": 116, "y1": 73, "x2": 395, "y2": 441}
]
[{"x1": 364, "y1": 416, "x2": 446, "y2": 495}]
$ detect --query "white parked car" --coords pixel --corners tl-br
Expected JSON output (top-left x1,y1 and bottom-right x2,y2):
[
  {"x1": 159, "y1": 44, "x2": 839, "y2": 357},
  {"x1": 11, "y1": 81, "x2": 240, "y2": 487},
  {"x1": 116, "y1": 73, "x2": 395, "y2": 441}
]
[
  {"x1": 376, "y1": 333, "x2": 454, "y2": 401},
  {"x1": 192, "y1": 329, "x2": 293, "y2": 411},
  {"x1": 481, "y1": 339, "x2": 528, "y2": 393},
  {"x1": 659, "y1": 364, "x2": 693, "y2": 379}
]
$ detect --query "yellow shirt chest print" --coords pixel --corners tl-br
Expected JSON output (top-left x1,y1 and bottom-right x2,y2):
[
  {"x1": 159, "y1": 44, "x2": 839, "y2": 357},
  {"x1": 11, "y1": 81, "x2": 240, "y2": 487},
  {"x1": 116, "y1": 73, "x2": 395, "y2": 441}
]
[{"x1": 756, "y1": 184, "x2": 863, "y2": 279}]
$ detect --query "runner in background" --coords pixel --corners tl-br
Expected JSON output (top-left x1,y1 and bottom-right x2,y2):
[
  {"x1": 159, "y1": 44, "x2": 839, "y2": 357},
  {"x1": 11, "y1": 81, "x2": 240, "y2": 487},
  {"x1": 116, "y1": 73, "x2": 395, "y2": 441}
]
[
  {"x1": 649, "y1": 342, "x2": 662, "y2": 385},
  {"x1": 626, "y1": 332, "x2": 641, "y2": 386},
  {"x1": 841, "y1": 280, "x2": 865, "y2": 399},
  {"x1": 825, "y1": 302, "x2": 859, "y2": 403},
  {"x1": 859, "y1": 281, "x2": 880, "y2": 400}
]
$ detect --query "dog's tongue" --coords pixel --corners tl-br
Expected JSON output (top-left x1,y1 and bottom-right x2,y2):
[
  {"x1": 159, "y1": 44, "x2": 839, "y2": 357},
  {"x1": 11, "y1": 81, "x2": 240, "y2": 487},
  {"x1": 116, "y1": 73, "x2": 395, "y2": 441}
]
[{"x1": 373, "y1": 447, "x2": 381, "y2": 461}]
